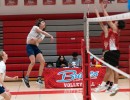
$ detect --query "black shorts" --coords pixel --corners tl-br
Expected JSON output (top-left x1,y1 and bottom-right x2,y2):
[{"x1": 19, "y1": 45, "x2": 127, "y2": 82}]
[
  {"x1": 26, "y1": 44, "x2": 42, "y2": 57},
  {"x1": 0, "y1": 86, "x2": 5, "y2": 94},
  {"x1": 104, "y1": 50, "x2": 120, "y2": 67}
]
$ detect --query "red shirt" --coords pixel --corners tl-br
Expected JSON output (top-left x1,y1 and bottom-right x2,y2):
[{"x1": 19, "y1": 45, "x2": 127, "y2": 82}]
[
  {"x1": 101, "y1": 31, "x2": 109, "y2": 51},
  {"x1": 108, "y1": 29, "x2": 119, "y2": 50},
  {"x1": 101, "y1": 29, "x2": 119, "y2": 51}
]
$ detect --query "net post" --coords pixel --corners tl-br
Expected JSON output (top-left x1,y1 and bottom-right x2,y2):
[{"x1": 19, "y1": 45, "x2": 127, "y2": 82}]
[
  {"x1": 81, "y1": 39, "x2": 91, "y2": 100},
  {"x1": 128, "y1": 45, "x2": 130, "y2": 74}
]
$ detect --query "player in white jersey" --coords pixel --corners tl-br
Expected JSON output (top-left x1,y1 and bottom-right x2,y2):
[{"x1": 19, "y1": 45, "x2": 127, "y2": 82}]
[
  {"x1": 22, "y1": 18, "x2": 54, "y2": 88},
  {"x1": 0, "y1": 51, "x2": 18, "y2": 100}
]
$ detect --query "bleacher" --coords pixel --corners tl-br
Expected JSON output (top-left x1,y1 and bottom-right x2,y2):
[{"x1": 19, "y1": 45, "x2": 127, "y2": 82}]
[
  {"x1": 1, "y1": 18, "x2": 130, "y2": 78},
  {"x1": 119, "y1": 20, "x2": 130, "y2": 73},
  {"x1": 0, "y1": 21, "x2": 3, "y2": 50}
]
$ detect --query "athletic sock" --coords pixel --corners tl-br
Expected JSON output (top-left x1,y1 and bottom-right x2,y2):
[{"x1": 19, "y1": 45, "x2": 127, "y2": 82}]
[
  {"x1": 25, "y1": 76, "x2": 29, "y2": 80},
  {"x1": 110, "y1": 82, "x2": 113, "y2": 86},
  {"x1": 37, "y1": 76, "x2": 42, "y2": 80},
  {"x1": 107, "y1": 82, "x2": 113, "y2": 90},
  {"x1": 105, "y1": 81, "x2": 110, "y2": 86}
]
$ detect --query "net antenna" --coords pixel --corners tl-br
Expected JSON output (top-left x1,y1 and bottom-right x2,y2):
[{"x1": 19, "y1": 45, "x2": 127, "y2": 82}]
[
  {"x1": 86, "y1": 3, "x2": 90, "y2": 52},
  {"x1": 83, "y1": 3, "x2": 90, "y2": 51},
  {"x1": 87, "y1": 4, "x2": 90, "y2": 17},
  {"x1": 87, "y1": 12, "x2": 130, "y2": 79}
]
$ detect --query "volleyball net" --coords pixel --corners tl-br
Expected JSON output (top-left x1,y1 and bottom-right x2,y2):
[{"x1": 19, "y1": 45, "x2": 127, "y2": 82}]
[
  {"x1": 85, "y1": 12, "x2": 130, "y2": 79},
  {"x1": 82, "y1": 12, "x2": 130, "y2": 100}
]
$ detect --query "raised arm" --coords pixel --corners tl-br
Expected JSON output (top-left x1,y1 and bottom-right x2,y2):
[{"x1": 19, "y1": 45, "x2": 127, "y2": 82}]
[
  {"x1": 36, "y1": 27, "x2": 53, "y2": 38},
  {"x1": 36, "y1": 27, "x2": 54, "y2": 42},
  {"x1": 100, "y1": 2, "x2": 117, "y2": 32},
  {"x1": 94, "y1": 7, "x2": 108, "y2": 33}
]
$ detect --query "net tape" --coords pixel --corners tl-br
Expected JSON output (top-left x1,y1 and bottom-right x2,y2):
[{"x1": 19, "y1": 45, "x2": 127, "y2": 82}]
[{"x1": 88, "y1": 12, "x2": 130, "y2": 22}]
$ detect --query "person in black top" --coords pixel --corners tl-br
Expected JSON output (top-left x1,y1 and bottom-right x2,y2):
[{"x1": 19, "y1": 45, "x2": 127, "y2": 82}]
[{"x1": 56, "y1": 56, "x2": 68, "y2": 68}]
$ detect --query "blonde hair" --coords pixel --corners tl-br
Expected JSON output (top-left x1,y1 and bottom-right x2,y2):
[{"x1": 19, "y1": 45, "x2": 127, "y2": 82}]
[{"x1": 0, "y1": 51, "x2": 4, "y2": 61}]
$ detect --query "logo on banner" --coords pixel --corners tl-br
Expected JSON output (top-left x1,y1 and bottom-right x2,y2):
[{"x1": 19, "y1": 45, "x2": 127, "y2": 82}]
[
  {"x1": 56, "y1": 70, "x2": 82, "y2": 83},
  {"x1": 90, "y1": 71, "x2": 99, "y2": 79}
]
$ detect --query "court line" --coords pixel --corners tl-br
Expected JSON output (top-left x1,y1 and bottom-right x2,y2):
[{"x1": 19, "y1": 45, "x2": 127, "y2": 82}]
[
  {"x1": 91, "y1": 89, "x2": 130, "y2": 93},
  {"x1": 10, "y1": 88, "x2": 130, "y2": 95},
  {"x1": 91, "y1": 93, "x2": 97, "y2": 100},
  {"x1": 73, "y1": 93, "x2": 78, "y2": 100},
  {"x1": 71, "y1": 88, "x2": 79, "y2": 100}
]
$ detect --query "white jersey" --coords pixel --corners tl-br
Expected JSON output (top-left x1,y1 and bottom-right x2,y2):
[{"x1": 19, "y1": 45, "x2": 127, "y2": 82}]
[
  {"x1": 26, "y1": 26, "x2": 45, "y2": 43},
  {"x1": 108, "y1": 29, "x2": 119, "y2": 50},
  {"x1": 0, "y1": 61, "x2": 6, "y2": 86},
  {"x1": 109, "y1": 37, "x2": 117, "y2": 50}
]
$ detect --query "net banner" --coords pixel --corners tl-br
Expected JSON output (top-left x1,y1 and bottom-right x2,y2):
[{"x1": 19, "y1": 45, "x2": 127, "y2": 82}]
[
  {"x1": 82, "y1": 0, "x2": 94, "y2": 4},
  {"x1": 24, "y1": 0, "x2": 37, "y2": 6},
  {"x1": 44, "y1": 67, "x2": 106, "y2": 88},
  {"x1": 43, "y1": 0, "x2": 56, "y2": 5},
  {"x1": 5, "y1": 0, "x2": 18, "y2": 6}
]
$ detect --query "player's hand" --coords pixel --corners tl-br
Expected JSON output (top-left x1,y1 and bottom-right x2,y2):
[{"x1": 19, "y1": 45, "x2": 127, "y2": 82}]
[
  {"x1": 101, "y1": 1, "x2": 107, "y2": 9},
  {"x1": 13, "y1": 76, "x2": 18, "y2": 80},
  {"x1": 50, "y1": 35, "x2": 54, "y2": 42},
  {"x1": 4, "y1": 87, "x2": 10, "y2": 92}
]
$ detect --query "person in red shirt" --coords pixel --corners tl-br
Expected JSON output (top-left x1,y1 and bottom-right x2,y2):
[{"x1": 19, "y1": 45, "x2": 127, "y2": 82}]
[
  {"x1": 94, "y1": 2, "x2": 125, "y2": 96},
  {"x1": 94, "y1": 7, "x2": 114, "y2": 93}
]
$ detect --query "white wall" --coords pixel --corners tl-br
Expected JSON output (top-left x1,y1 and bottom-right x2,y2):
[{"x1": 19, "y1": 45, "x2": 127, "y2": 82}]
[{"x1": 0, "y1": 0, "x2": 128, "y2": 15}]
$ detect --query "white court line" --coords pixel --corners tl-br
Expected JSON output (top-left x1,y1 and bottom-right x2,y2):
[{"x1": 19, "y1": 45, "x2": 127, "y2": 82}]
[
  {"x1": 71, "y1": 88, "x2": 79, "y2": 100},
  {"x1": 15, "y1": 81, "x2": 22, "y2": 100},
  {"x1": 91, "y1": 93, "x2": 97, "y2": 100},
  {"x1": 73, "y1": 93, "x2": 78, "y2": 100}
]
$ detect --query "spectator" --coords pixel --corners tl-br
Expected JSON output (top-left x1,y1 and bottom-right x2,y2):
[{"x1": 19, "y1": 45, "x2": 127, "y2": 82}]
[
  {"x1": 68, "y1": 52, "x2": 81, "y2": 68},
  {"x1": 56, "y1": 56, "x2": 68, "y2": 68},
  {"x1": 46, "y1": 62, "x2": 54, "y2": 68}
]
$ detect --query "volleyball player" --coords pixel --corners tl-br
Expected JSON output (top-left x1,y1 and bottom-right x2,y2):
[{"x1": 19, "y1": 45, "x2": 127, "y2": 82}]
[
  {"x1": 94, "y1": 7, "x2": 114, "y2": 93},
  {"x1": 101, "y1": 3, "x2": 125, "y2": 96},
  {"x1": 0, "y1": 51, "x2": 18, "y2": 100},
  {"x1": 94, "y1": 3, "x2": 125, "y2": 96},
  {"x1": 22, "y1": 18, "x2": 54, "y2": 88}
]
